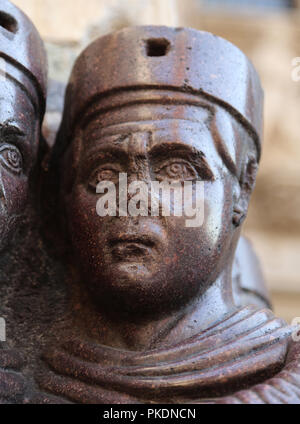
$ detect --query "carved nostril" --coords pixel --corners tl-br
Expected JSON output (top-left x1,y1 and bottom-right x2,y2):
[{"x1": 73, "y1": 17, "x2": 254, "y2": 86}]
[
  {"x1": 146, "y1": 38, "x2": 170, "y2": 57},
  {"x1": 0, "y1": 11, "x2": 18, "y2": 34}
]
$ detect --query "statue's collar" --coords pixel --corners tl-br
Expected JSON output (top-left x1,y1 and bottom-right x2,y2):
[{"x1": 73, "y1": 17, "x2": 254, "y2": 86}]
[{"x1": 39, "y1": 305, "x2": 292, "y2": 403}]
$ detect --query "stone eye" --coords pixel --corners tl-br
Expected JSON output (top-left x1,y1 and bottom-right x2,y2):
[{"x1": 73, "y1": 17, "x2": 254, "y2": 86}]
[
  {"x1": 155, "y1": 160, "x2": 197, "y2": 182},
  {"x1": 0, "y1": 145, "x2": 23, "y2": 174},
  {"x1": 89, "y1": 167, "x2": 119, "y2": 190}
]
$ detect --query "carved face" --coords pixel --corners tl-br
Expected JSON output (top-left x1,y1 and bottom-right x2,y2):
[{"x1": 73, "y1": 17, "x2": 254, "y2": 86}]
[
  {"x1": 62, "y1": 103, "x2": 249, "y2": 317},
  {"x1": 0, "y1": 78, "x2": 37, "y2": 250}
]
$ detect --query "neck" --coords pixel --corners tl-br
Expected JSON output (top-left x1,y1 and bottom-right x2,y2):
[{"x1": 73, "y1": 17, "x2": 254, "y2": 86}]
[{"x1": 69, "y1": 265, "x2": 236, "y2": 351}]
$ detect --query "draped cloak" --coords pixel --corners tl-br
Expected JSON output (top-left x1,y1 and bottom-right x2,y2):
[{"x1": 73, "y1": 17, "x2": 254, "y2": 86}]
[{"x1": 32, "y1": 305, "x2": 300, "y2": 404}]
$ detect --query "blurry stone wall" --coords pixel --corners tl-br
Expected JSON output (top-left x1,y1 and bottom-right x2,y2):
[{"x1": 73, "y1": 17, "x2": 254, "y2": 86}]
[{"x1": 12, "y1": 0, "x2": 300, "y2": 322}]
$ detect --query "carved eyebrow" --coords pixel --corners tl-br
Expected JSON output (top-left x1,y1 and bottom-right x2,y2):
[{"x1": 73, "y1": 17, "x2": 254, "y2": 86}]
[
  {"x1": 0, "y1": 122, "x2": 26, "y2": 137},
  {"x1": 149, "y1": 142, "x2": 214, "y2": 180},
  {"x1": 149, "y1": 142, "x2": 203, "y2": 158}
]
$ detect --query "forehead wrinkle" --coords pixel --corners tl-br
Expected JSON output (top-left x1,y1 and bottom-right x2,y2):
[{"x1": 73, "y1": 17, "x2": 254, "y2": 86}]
[{"x1": 81, "y1": 119, "x2": 226, "y2": 176}]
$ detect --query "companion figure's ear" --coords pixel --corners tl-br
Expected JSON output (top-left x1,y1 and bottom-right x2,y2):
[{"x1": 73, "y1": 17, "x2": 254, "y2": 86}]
[{"x1": 233, "y1": 154, "x2": 258, "y2": 227}]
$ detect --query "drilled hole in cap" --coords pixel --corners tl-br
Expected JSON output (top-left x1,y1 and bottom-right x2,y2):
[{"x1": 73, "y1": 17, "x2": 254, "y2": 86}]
[
  {"x1": 0, "y1": 12, "x2": 18, "y2": 34},
  {"x1": 146, "y1": 38, "x2": 170, "y2": 57}
]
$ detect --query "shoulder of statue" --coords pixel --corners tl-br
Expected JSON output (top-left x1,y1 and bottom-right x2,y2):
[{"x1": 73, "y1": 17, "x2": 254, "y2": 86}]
[{"x1": 214, "y1": 337, "x2": 300, "y2": 404}]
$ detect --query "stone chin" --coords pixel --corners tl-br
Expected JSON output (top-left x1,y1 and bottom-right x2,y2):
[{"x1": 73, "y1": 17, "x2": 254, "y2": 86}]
[{"x1": 80, "y1": 244, "x2": 218, "y2": 320}]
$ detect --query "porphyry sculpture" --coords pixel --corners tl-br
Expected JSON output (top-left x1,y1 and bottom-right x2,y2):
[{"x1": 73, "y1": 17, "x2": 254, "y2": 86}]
[
  {"x1": 32, "y1": 26, "x2": 299, "y2": 404},
  {"x1": 0, "y1": 0, "x2": 47, "y2": 404}
]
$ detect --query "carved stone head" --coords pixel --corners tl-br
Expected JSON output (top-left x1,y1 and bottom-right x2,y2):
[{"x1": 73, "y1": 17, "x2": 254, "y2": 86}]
[
  {"x1": 0, "y1": 0, "x2": 47, "y2": 249},
  {"x1": 51, "y1": 26, "x2": 263, "y2": 319}
]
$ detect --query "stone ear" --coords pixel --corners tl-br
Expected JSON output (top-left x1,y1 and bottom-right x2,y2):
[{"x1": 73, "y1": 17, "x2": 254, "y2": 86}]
[
  {"x1": 240, "y1": 155, "x2": 258, "y2": 194},
  {"x1": 233, "y1": 202, "x2": 246, "y2": 227},
  {"x1": 232, "y1": 155, "x2": 258, "y2": 227},
  {"x1": 232, "y1": 183, "x2": 245, "y2": 227}
]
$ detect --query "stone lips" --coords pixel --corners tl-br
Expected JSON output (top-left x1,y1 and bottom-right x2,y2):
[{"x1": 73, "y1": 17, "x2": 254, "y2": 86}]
[
  {"x1": 63, "y1": 25, "x2": 263, "y2": 158},
  {"x1": 0, "y1": 0, "x2": 47, "y2": 116}
]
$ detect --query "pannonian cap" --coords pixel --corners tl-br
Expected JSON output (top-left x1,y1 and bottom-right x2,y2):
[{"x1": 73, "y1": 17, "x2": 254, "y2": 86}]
[
  {"x1": 0, "y1": 0, "x2": 47, "y2": 117},
  {"x1": 62, "y1": 26, "x2": 263, "y2": 158}
]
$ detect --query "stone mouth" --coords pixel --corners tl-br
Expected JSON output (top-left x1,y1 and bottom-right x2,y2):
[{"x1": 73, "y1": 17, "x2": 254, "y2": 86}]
[{"x1": 109, "y1": 235, "x2": 157, "y2": 260}]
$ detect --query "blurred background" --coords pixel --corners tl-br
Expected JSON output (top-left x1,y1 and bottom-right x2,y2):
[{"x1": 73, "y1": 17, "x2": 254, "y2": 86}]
[{"x1": 12, "y1": 0, "x2": 300, "y2": 322}]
